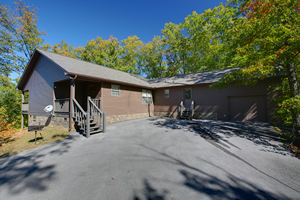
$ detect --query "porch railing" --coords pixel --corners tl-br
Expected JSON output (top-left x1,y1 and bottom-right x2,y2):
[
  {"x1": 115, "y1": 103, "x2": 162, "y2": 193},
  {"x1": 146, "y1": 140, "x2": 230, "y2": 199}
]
[
  {"x1": 54, "y1": 97, "x2": 105, "y2": 137},
  {"x1": 88, "y1": 97, "x2": 106, "y2": 134},
  {"x1": 190, "y1": 101, "x2": 195, "y2": 120},
  {"x1": 22, "y1": 102, "x2": 29, "y2": 114},
  {"x1": 91, "y1": 98, "x2": 101, "y2": 110},
  {"x1": 73, "y1": 98, "x2": 88, "y2": 136},
  {"x1": 178, "y1": 101, "x2": 184, "y2": 119},
  {"x1": 54, "y1": 98, "x2": 70, "y2": 113}
]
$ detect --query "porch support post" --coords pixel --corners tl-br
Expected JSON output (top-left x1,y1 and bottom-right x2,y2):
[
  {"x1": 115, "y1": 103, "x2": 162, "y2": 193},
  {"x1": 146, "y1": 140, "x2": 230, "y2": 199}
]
[
  {"x1": 21, "y1": 91, "x2": 24, "y2": 129},
  {"x1": 103, "y1": 112, "x2": 106, "y2": 133},
  {"x1": 69, "y1": 75, "x2": 77, "y2": 131},
  {"x1": 86, "y1": 113, "x2": 90, "y2": 138}
]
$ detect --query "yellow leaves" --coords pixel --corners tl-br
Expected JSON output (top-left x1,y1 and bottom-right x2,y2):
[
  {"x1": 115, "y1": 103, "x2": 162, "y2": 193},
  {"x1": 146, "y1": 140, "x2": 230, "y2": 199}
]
[{"x1": 0, "y1": 108, "x2": 16, "y2": 141}]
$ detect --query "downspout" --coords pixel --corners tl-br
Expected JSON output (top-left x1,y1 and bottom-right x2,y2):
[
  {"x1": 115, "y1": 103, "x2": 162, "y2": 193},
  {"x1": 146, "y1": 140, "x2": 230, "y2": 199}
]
[{"x1": 69, "y1": 75, "x2": 77, "y2": 131}]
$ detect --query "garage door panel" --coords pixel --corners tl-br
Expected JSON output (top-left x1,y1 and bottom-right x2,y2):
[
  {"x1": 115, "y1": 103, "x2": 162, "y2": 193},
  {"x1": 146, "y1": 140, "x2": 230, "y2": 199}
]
[{"x1": 229, "y1": 96, "x2": 267, "y2": 122}]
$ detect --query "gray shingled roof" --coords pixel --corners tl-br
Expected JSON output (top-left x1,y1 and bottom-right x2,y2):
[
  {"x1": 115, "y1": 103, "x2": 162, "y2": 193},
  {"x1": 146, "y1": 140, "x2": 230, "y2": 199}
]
[
  {"x1": 29, "y1": 49, "x2": 238, "y2": 89},
  {"x1": 37, "y1": 49, "x2": 152, "y2": 88},
  {"x1": 149, "y1": 68, "x2": 239, "y2": 88}
]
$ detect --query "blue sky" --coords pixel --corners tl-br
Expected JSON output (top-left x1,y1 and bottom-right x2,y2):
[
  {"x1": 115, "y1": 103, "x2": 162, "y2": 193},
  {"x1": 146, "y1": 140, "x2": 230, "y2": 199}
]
[{"x1": 2, "y1": 0, "x2": 226, "y2": 47}]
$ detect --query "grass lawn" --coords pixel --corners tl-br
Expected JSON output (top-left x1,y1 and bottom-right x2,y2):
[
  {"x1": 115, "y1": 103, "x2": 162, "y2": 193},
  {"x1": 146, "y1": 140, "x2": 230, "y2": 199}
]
[{"x1": 0, "y1": 126, "x2": 70, "y2": 159}]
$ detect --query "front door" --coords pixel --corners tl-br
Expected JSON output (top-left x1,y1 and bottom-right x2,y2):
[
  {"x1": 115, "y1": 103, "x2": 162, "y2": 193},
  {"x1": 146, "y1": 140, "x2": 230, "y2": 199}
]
[{"x1": 183, "y1": 88, "x2": 192, "y2": 110}]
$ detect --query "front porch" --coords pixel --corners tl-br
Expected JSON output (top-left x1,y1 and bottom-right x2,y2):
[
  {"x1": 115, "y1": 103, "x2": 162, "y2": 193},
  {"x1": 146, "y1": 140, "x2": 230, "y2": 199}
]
[{"x1": 53, "y1": 78, "x2": 106, "y2": 137}]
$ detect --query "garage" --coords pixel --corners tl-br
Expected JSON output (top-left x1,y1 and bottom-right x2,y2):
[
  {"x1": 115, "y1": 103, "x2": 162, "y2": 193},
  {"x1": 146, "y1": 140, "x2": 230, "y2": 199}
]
[{"x1": 228, "y1": 95, "x2": 268, "y2": 122}]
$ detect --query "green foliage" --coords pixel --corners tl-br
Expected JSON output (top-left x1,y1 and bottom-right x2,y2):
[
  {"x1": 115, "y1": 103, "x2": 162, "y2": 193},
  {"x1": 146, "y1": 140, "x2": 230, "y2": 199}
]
[
  {"x1": 212, "y1": 0, "x2": 300, "y2": 88},
  {"x1": 182, "y1": 4, "x2": 239, "y2": 72},
  {"x1": 270, "y1": 74, "x2": 300, "y2": 127},
  {"x1": 0, "y1": 75, "x2": 21, "y2": 129},
  {"x1": 138, "y1": 36, "x2": 167, "y2": 79},
  {"x1": 0, "y1": 0, "x2": 46, "y2": 77},
  {"x1": 120, "y1": 35, "x2": 143, "y2": 73},
  {"x1": 162, "y1": 22, "x2": 190, "y2": 76},
  {"x1": 47, "y1": 40, "x2": 83, "y2": 59},
  {"x1": 80, "y1": 36, "x2": 122, "y2": 69}
]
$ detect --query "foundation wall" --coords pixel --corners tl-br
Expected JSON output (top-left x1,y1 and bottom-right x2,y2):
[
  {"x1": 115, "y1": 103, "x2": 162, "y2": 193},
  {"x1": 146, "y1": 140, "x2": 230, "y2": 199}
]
[
  {"x1": 106, "y1": 112, "x2": 154, "y2": 124},
  {"x1": 28, "y1": 115, "x2": 71, "y2": 129}
]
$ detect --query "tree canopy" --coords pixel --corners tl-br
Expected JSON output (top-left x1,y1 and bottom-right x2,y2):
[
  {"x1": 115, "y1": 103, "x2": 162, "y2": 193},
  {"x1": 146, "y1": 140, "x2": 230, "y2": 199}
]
[{"x1": 0, "y1": 0, "x2": 46, "y2": 77}]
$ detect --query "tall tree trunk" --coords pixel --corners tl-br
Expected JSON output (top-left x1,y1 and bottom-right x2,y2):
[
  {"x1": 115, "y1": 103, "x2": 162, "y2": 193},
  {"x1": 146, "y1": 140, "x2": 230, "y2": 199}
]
[{"x1": 287, "y1": 63, "x2": 300, "y2": 146}]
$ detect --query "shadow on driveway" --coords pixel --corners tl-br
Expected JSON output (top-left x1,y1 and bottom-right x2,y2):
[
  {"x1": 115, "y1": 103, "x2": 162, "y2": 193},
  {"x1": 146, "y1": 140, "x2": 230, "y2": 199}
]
[
  {"x1": 149, "y1": 117, "x2": 288, "y2": 156},
  {"x1": 132, "y1": 144, "x2": 286, "y2": 200},
  {"x1": 0, "y1": 133, "x2": 80, "y2": 195}
]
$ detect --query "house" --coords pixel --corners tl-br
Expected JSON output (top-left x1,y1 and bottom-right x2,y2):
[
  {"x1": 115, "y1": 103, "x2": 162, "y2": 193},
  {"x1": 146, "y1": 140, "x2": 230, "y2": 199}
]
[{"x1": 17, "y1": 49, "x2": 281, "y2": 137}]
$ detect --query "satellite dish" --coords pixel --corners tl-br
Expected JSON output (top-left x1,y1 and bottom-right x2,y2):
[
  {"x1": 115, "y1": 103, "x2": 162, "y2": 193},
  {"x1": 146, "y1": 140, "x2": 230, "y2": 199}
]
[{"x1": 44, "y1": 105, "x2": 53, "y2": 113}]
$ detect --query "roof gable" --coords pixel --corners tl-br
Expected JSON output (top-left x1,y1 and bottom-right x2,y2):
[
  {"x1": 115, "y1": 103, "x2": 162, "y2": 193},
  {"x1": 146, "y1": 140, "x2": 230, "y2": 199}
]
[{"x1": 36, "y1": 49, "x2": 152, "y2": 88}]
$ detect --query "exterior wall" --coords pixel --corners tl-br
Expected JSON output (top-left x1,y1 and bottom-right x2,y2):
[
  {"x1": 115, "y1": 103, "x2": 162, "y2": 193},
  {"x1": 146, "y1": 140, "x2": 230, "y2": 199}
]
[
  {"x1": 102, "y1": 82, "x2": 154, "y2": 121},
  {"x1": 153, "y1": 77, "x2": 280, "y2": 122},
  {"x1": 54, "y1": 80, "x2": 70, "y2": 99},
  {"x1": 24, "y1": 55, "x2": 67, "y2": 117}
]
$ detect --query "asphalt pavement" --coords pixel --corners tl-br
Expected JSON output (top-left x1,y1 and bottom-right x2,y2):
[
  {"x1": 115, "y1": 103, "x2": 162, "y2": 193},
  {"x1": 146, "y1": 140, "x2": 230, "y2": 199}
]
[{"x1": 0, "y1": 117, "x2": 299, "y2": 200}]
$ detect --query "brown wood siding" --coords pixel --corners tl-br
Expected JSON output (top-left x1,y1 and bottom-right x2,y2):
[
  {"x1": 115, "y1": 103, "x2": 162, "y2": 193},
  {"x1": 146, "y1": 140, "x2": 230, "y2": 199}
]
[
  {"x1": 54, "y1": 80, "x2": 70, "y2": 99},
  {"x1": 102, "y1": 82, "x2": 154, "y2": 116},
  {"x1": 228, "y1": 95, "x2": 268, "y2": 122},
  {"x1": 154, "y1": 87, "x2": 183, "y2": 114},
  {"x1": 154, "y1": 77, "x2": 281, "y2": 123},
  {"x1": 24, "y1": 55, "x2": 67, "y2": 116}
]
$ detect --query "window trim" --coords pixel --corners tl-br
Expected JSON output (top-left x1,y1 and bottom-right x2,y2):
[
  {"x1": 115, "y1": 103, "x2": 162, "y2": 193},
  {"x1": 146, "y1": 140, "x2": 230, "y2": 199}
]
[
  {"x1": 142, "y1": 89, "x2": 152, "y2": 104},
  {"x1": 164, "y1": 89, "x2": 169, "y2": 98},
  {"x1": 111, "y1": 84, "x2": 120, "y2": 96}
]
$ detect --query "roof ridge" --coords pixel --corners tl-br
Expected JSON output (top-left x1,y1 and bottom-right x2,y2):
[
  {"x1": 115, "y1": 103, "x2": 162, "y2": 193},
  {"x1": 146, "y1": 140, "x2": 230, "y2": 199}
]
[{"x1": 149, "y1": 67, "x2": 240, "y2": 82}]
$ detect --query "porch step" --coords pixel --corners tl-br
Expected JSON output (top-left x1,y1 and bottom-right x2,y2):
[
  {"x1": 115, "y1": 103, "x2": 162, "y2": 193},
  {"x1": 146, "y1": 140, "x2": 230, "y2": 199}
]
[
  {"x1": 181, "y1": 110, "x2": 191, "y2": 120},
  {"x1": 87, "y1": 125, "x2": 101, "y2": 131},
  {"x1": 89, "y1": 129, "x2": 103, "y2": 135}
]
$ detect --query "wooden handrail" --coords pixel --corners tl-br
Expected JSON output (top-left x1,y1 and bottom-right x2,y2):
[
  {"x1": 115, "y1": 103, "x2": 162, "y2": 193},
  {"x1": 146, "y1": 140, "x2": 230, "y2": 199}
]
[
  {"x1": 89, "y1": 99, "x2": 103, "y2": 114},
  {"x1": 73, "y1": 98, "x2": 86, "y2": 115},
  {"x1": 55, "y1": 98, "x2": 70, "y2": 101}
]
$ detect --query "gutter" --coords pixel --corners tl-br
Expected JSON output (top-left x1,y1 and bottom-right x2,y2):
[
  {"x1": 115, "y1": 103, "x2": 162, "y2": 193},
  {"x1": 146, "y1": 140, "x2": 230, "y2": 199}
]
[{"x1": 65, "y1": 72, "x2": 153, "y2": 89}]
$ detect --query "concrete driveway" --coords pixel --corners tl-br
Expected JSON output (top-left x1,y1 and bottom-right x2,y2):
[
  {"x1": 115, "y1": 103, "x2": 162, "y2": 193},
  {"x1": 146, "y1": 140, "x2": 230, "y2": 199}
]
[{"x1": 0, "y1": 117, "x2": 299, "y2": 200}]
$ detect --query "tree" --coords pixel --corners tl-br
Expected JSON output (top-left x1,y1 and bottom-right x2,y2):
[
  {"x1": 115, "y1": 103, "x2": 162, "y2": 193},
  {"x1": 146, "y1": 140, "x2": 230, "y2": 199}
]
[
  {"x1": 182, "y1": 4, "x2": 238, "y2": 72},
  {"x1": 80, "y1": 36, "x2": 122, "y2": 69},
  {"x1": 120, "y1": 35, "x2": 143, "y2": 74},
  {"x1": 162, "y1": 22, "x2": 190, "y2": 76},
  {"x1": 0, "y1": 75, "x2": 21, "y2": 129},
  {"x1": 0, "y1": 0, "x2": 46, "y2": 77},
  {"x1": 138, "y1": 36, "x2": 167, "y2": 79},
  {"x1": 46, "y1": 40, "x2": 83, "y2": 59},
  {"x1": 212, "y1": 0, "x2": 300, "y2": 145}
]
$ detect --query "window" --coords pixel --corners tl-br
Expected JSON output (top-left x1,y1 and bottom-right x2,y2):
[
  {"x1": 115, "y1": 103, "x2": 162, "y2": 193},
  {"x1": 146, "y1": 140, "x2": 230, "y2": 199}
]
[
  {"x1": 111, "y1": 84, "x2": 120, "y2": 96},
  {"x1": 185, "y1": 89, "x2": 191, "y2": 99},
  {"x1": 164, "y1": 89, "x2": 169, "y2": 98},
  {"x1": 142, "y1": 89, "x2": 152, "y2": 104}
]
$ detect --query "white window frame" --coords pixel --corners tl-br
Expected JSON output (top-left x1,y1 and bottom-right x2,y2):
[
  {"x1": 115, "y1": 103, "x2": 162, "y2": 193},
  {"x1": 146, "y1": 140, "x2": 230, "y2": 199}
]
[
  {"x1": 111, "y1": 84, "x2": 120, "y2": 96},
  {"x1": 164, "y1": 89, "x2": 169, "y2": 98},
  {"x1": 142, "y1": 89, "x2": 152, "y2": 104}
]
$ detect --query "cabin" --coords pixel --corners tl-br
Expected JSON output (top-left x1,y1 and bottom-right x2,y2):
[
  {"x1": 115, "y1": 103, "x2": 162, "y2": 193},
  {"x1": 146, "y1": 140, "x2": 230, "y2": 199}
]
[{"x1": 17, "y1": 49, "x2": 280, "y2": 137}]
